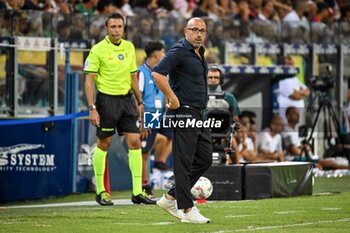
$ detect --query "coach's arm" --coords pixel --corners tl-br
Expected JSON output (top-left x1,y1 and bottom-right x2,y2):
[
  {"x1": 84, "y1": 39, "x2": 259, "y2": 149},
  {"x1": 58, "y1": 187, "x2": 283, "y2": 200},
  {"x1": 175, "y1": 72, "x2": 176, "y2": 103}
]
[{"x1": 152, "y1": 71, "x2": 179, "y2": 109}]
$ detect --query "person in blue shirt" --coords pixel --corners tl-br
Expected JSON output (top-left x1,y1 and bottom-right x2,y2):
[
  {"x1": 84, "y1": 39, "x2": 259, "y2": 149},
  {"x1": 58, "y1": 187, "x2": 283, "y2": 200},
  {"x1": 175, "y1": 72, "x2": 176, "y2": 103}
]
[{"x1": 138, "y1": 41, "x2": 172, "y2": 198}]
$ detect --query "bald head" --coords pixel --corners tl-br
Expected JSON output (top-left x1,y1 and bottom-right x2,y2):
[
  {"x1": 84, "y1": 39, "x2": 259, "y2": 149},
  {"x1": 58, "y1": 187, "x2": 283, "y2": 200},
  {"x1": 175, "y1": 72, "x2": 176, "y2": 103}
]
[
  {"x1": 186, "y1": 17, "x2": 206, "y2": 28},
  {"x1": 270, "y1": 115, "x2": 284, "y2": 134},
  {"x1": 184, "y1": 17, "x2": 207, "y2": 49}
]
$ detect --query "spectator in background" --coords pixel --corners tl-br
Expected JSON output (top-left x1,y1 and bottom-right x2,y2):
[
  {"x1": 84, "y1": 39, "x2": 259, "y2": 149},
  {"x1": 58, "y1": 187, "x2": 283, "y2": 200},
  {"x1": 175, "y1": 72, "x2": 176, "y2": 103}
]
[
  {"x1": 249, "y1": 0, "x2": 262, "y2": 19},
  {"x1": 258, "y1": 0, "x2": 278, "y2": 21},
  {"x1": 282, "y1": 1, "x2": 310, "y2": 43},
  {"x1": 239, "y1": 111, "x2": 258, "y2": 159},
  {"x1": 283, "y1": 1, "x2": 308, "y2": 22},
  {"x1": 161, "y1": 17, "x2": 182, "y2": 51},
  {"x1": 89, "y1": 18, "x2": 103, "y2": 42},
  {"x1": 132, "y1": 17, "x2": 156, "y2": 48},
  {"x1": 133, "y1": 0, "x2": 158, "y2": 17},
  {"x1": 27, "y1": 14, "x2": 44, "y2": 37},
  {"x1": 340, "y1": 3, "x2": 350, "y2": 21},
  {"x1": 259, "y1": 115, "x2": 285, "y2": 162},
  {"x1": 277, "y1": 55, "x2": 310, "y2": 123},
  {"x1": 43, "y1": 0, "x2": 70, "y2": 14},
  {"x1": 118, "y1": 0, "x2": 135, "y2": 16},
  {"x1": 240, "y1": 110, "x2": 257, "y2": 133},
  {"x1": 20, "y1": 65, "x2": 49, "y2": 106},
  {"x1": 76, "y1": 0, "x2": 98, "y2": 14},
  {"x1": 192, "y1": 0, "x2": 209, "y2": 18},
  {"x1": 57, "y1": 20, "x2": 71, "y2": 38},
  {"x1": 313, "y1": 2, "x2": 331, "y2": 23},
  {"x1": 229, "y1": 125, "x2": 260, "y2": 164},
  {"x1": 306, "y1": 1, "x2": 318, "y2": 22},
  {"x1": 282, "y1": 106, "x2": 315, "y2": 161},
  {"x1": 69, "y1": 13, "x2": 86, "y2": 39},
  {"x1": 235, "y1": 0, "x2": 253, "y2": 23},
  {"x1": 7, "y1": 0, "x2": 42, "y2": 10},
  {"x1": 234, "y1": 0, "x2": 253, "y2": 38},
  {"x1": 94, "y1": 0, "x2": 123, "y2": 16},
  {"x1": 67, "y1": 0, "x2": 78, "y2": 12},
  {"x1": 207, "y1": 22, "x2": 224, "y2": 48},
  {"x1": 12, "y1": 11, "x2": 31, "y2": 36},
  {"x1": 224, "y1": 0, "x2": 239, "y2": 18},
  {"x1": 173, "y1": 0, "x2": 194, "y2": 19},
  {"x1": 0, "y1": 12, "x2": 10, "y2": 36},
  {"x1": 339, "y1": 3, "x2": 350, "y2": 43},
  {"x1": 207, "y1": 65, "x2": 240, "y2": 119}
]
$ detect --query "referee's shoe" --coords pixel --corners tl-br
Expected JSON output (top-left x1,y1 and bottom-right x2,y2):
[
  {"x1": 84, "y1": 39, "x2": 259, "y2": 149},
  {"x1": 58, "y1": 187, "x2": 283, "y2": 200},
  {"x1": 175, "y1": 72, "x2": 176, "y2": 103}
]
[
  {"x1": 96, "y1": 191, "x2": 114, "y2": 206},
  {"x1": 131, "y1": 192, "x2": 156, "y2": 204}
]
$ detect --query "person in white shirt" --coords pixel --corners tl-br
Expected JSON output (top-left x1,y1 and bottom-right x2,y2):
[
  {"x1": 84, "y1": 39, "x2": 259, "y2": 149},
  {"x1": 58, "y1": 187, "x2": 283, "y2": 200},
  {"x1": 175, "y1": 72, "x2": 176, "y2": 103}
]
[
  {"x1": 259, "y1": 115, "x2": 285, "y2": 162},
  {"x1": 277, "y1": 55, "x2": 310, "y2": 123},
  {"x1": 282, "y1": 106, "x2": 313, "y2": 161},
  {"x1": 229, "y1": 125, "x2": 260, "y2": 164}
]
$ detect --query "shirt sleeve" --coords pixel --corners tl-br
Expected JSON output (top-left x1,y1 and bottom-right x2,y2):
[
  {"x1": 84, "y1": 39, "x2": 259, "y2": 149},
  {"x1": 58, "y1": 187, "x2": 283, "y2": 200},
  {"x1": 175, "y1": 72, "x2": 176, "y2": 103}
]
[
  {"x1": 138, "y1": 71, "x2": 145, "y2": 92},
  {"x1": 153, "y1": 47, "x2": 182, "y2": 76},
  {"x1": 224, "y1": 92, "x2": 241, "y2": 116},
  {"x1": 279, "y1": 78, "x2": 294, "y2": 97},
  {"x1": 258, "y1": 132, "x2": 268, "y2": 151},
  {"x1": 130, "y1": 43, "x2": 138, "y2": 73},
  {"x1": 83, "y1": 49, "x2": 100, "y2": 73}
]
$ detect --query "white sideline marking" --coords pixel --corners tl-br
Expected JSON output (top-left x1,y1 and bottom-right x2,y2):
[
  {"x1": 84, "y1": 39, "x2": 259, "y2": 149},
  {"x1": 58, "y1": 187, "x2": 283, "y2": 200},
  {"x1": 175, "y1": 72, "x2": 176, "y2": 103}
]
[
  {"x1": 273, "y1": 210, "x2": 306, "y2": 214},
  {"x1": 0, "y1": 199, "x2": 132, "y2": 209},
  {"x1": 225, "y1": 215, "x2": 256, "y2": 218},
  {"x1": 112, "y1": 222, "x2": 175, "y2": 226},
  {"x1": 208, "y1": 218, "x2": 350, "y2": 233},
  {"x1": 313, "y1": 192, "x2": 335, "y2": 196},
  {"x1": 321, "y1": 207, "x2": 341, "y2": 211}
]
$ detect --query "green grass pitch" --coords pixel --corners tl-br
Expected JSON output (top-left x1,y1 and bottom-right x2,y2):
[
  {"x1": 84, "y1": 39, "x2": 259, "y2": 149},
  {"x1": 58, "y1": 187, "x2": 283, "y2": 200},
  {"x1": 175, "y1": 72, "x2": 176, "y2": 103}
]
[{"x1": 1, "y1": 176, "x2": 350, "y2": 233}]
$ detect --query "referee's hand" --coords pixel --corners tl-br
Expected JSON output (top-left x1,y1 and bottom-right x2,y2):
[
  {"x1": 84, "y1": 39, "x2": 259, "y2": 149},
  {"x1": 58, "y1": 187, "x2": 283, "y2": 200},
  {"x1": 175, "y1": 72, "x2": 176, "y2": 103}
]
[{"x1": 89, "y1": 110, "x2": 100, "y2": 127}]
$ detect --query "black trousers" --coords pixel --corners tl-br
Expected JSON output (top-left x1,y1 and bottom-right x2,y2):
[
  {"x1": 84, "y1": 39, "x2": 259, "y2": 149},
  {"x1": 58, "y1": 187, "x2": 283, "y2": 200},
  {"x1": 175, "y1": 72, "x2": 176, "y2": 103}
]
[{"x1": 167, "y1": 107, "x2": 213, "y2": 209}]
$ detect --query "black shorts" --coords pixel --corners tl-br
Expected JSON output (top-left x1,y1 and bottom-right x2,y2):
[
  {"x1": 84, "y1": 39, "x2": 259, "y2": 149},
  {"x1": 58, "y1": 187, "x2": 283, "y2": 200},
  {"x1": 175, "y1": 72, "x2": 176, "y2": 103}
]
[
  {"x1": 95, "y1": 92, "x2": 139, "y2": 138},
  {"x1": 141, "y1": 127, "x2": 172, "y2": 153}
]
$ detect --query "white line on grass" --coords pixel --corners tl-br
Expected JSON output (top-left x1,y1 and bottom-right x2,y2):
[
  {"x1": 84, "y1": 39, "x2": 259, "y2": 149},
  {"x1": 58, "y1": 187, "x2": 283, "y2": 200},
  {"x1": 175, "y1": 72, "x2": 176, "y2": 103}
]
[
  {"x1": 112, "y1": 222, "x2": 175, "y2": 226},
  {"x1": 225, "y1": 215, "x2": 256, "y2": 218},
  {"x1": 0, "y1": 199, "x2": 132, "y2": 209},
  {"x1": 321, "y1": 207, "x2": 341, "y2": 211},
  {"x1": 208, "y1": 217, "x2": 350, "y2": 233},
  {"x1": 273, "y1": 210, "x2": 306, "y2": 214}
]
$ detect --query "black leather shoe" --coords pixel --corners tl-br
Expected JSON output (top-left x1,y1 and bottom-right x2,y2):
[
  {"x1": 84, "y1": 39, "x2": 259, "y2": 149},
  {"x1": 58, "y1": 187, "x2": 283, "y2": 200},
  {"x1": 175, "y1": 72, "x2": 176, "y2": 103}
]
[
  {"x1": 131, "y1": 194, "x2": 157, "y2": 204},
  {"x1": 96, "y1": 191, "x2": 114, "y2": 206}
]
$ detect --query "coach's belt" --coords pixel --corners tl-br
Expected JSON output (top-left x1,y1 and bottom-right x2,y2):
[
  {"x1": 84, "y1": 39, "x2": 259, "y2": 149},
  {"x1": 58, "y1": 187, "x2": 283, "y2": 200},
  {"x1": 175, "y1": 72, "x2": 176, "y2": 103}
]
[
  {"x1": 182, "y1": 105, "x2": 200, "y2": 110},
  {"x1": 182, "y1": 105, "x2": 206, "y2": 115}
]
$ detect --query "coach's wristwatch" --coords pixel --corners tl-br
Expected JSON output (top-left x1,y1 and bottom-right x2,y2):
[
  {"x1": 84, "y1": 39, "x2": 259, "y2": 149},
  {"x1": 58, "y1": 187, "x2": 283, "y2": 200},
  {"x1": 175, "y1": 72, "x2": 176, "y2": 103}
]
[{"x1": 88, "y1": 104, "x2": 96, "y2": 111}]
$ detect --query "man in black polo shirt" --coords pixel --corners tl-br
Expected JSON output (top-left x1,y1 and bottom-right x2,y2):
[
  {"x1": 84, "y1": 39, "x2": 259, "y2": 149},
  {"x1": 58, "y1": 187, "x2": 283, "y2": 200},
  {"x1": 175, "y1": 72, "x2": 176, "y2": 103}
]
[{"x1": 152, "y1": 17, "x2": 212, "y2": 224}]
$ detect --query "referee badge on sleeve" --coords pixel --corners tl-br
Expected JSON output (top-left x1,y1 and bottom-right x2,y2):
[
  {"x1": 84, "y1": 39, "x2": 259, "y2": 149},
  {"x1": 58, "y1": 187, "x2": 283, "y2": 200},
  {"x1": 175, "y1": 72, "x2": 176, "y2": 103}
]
[{"x1": 84, "y1": 60, "x2": 89, "y2": 70}]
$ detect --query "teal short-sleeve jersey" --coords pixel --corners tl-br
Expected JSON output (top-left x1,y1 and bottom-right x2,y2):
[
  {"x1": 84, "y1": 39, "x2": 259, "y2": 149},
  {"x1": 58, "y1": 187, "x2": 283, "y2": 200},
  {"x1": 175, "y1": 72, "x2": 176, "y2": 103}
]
[{"x1": 83, "y1": 36, "x2": 137, "y2": 95}]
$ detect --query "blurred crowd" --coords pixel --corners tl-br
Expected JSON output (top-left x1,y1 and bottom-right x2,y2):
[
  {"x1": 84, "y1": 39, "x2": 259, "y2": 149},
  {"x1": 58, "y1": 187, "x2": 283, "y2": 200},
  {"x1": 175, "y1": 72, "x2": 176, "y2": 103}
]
[
  {"x1": 0, "y1": 0, "x2": 349, "y2": 23},
  {"x1": 1, "y1": 1, "x2": 349, "y2": 51}
]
